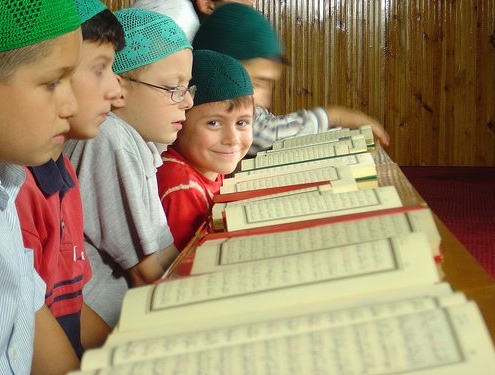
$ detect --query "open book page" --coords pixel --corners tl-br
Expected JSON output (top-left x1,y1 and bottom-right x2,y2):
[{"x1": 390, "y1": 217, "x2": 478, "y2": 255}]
[
  {"x1": 190, "y1": 207, "x2": 441, "y2": 275},
  {"x1": 115, "y1": 233, "x2": 440, "y2": 337},
  {"x1": 223, "y1": 185, "x2": 403, "y2": 232},
  {"x1": 105, "y1": 281, "x2": 455, "y2": 347},
  {"x1": 211, "y1": 185, "x2": 329, "y2": 231},
  {"x1": 80, "y1": 285, "x2": 462, "y2": 370},
  {"x1": 73, "y1": 301, "x2": 495, "y2": 374},
  {"x1": 264, "y1": 133, "x2": 368, "y2": 155},
  {"x1": 233, "y1": 151, "x2": 377, "y2": 180},
  {"x1": 241, "y1": 139, "x2": 369, "y2": 171},
  {"x1": 220, "y1": 162, "x2": 356, "y2": 194},
  {"x1": 272, "y1": 125, "x2": 374, "y2": 150}
]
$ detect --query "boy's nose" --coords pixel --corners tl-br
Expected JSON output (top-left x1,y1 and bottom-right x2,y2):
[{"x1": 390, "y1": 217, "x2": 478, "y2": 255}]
[{"x1": 61, "y1": 87, "x2": 78, "y2": 119}]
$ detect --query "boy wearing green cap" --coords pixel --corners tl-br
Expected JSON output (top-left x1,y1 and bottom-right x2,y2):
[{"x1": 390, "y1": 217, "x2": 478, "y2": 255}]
[
  {"x1": 157, "y1": 49, "x2": 254, "y2": 251},
  {"x1": 15, "y1": 0, "x2": 125, "y2": 357},
  {"x1": 193, "y1": 3, "x2": 389, "y2": 157},
  {"x1": 0, "y1": 0, "x2": 83, "y2": 373},
  {"x1": 64, "y1": 8, "x2": 194, "y2": 343}
]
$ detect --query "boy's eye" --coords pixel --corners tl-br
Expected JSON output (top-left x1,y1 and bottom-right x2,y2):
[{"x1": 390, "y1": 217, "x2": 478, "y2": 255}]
[
  {"x1": 207, "y1": 120, "x2": 221, "y2": 127},
  {"x1": 252, "y1": 79, "x2": 273, "y2": 90},
  {"x1": 46, "y1": 80, "x2": 61, "y2": 91},
  {"x1": 237, "y1": 119, "x2": 252, "y2": 128},
  {"x1": 94, "y1": 66, "x2": 104, "y2": 76}
]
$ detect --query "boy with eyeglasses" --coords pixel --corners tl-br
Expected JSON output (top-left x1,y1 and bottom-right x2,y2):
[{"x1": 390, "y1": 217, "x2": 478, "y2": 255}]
[
  {"x1": 157, "y1": 49, "x2": 254, "y2": 251},
  {"x1": 64, "y1": 8, "x2": 193, "y2": 342}
]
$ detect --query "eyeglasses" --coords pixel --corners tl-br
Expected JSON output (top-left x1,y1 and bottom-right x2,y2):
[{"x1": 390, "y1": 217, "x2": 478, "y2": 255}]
[{"x1": 126, "y1": 77, "x2": 196, "y2": 103}]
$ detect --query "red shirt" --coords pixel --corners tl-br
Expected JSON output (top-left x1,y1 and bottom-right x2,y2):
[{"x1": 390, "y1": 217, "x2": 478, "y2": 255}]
[
  {"x1": 157, "y1": 148, "x2": 223, "y2": 251},
  {"x1": 16, "y1": 156, "x2": 91, "y2": 356}
]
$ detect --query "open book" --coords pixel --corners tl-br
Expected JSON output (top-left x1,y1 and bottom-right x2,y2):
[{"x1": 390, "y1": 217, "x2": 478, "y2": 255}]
[
  {"x1": 70, "y1": 233, "x2": 495, "y2": 374},
  {"x1": 271, "y1": 124, "x2": 375, "y2": 150},
  {"x1": 240, "y1": 138, "x2": 369, "y2": 171},
  {"x1": 232, "y1": 151, "x2": 377, "y2": 186},
  {"x1": 216, "y1": 162, "x2": 358, "y2": 202},
  {"x1": 169, "y1": 206, "x2": 442, "y2": 278},
  {"x1": 215, "y1": 184, "x2": 403, "y2": 232}
]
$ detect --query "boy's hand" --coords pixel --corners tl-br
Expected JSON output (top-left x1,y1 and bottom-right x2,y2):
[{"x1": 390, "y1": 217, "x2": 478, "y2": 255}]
[
  {"x1": 128, "y1": 244, "x2": 179, "y2": 286},
  {"x1": 326, "y1": 105, "x2": 390, "y2": 147}
]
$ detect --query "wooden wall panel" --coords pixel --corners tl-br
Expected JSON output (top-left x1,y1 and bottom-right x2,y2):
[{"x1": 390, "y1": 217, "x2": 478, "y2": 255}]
[
  {"x1": 257, "y1": 0, "x2": 495, "y2": 166},
  {"x1": 106, "y1": 0, "x2": 495, "y2": 166},
  {"x1": 105, "y1": 0, "x2": 133, "y2": 10}
]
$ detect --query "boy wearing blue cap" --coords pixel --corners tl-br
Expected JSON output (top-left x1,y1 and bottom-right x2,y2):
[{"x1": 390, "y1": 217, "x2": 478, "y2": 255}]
[
  {"x1": 0, "y1": 0, "x2": 82, "y2": 373},
  {"x1": 193, "y1": 3, "x2": 389, "y2": 157},
  {"x1": 157, "y1": 49, "x2": 254, "y2": 251},
  {"x1": 15, "y1": 0, "x2": 125, "y2": 356},
  {"x1": 64, "y1": 8, "x2": 194, "y2": 343}
]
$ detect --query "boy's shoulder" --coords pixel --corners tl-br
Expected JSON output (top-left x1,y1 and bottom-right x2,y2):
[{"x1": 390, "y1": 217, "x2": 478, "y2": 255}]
[
  {"x1": 157, "y1": 148, "x2": 194, "y2": 186},
  {"x1": 159, "y1": 148, "x2": 191, "y2": 173},
  {"x1": 66, "y1": 114, "x2": 145, "y2": 155},
  {"x1": 0, "y1": 163, "x2": 25, "y2": 192}
]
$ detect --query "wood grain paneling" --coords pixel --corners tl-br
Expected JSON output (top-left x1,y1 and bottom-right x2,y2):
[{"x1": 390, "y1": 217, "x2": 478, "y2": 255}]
[
  {"x1": 106, "y1": 0, "x2": 495, "y2": 166},
  {"x1": 105, "y1": 0, "x2": 133, "y2": 10}
]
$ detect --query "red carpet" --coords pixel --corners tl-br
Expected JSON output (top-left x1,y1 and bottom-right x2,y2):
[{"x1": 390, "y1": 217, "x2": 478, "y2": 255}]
[{"x1": 401, "y1": 167, "x2": 495, "y2": 279}]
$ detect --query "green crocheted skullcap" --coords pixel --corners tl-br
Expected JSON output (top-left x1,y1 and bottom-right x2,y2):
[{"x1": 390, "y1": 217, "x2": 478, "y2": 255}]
[
  {"x1": 113, "y1": 8, "x2": 192, "y2": 74},
  {"x1": 75, "y1": 0, "x2": 108, "y2": 25},
  {"x1": 0, "y1": 0, "x2": 80, "y2": 52},
  {"x1": 191, "y1": 49, "x2": 253, "y2": 107},
  {"x1": 193, "y1": 3, "x2": 284, "y2": 62}
]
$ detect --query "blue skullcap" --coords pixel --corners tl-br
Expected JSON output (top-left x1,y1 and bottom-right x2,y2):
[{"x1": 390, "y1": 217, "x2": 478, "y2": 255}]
[
  {"x1": 113, "y1": 8, "x2": 192, "y2": 74},
  {"x1": 191, "y1": 50, "x2": 253, "y2": 106},
  {"x1": 0, "y1": 0, "x2": 80, "y2": 52},
  {"x1": 75, "y1": 0, "x2": 108, "y2": 24}
]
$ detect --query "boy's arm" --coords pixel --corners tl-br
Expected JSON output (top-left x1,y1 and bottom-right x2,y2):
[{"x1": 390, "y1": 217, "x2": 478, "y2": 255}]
[
  {"x1": 80, "y1": 303, "x2": 111, "y2": 350},
  {"x1": 325, "y1": 105, "x2": 390, "y2": 146},
  {"x1": 32, "y1": 305, "x2": 80, "y2": 375},
  {"x1": 127, "y1": 244, "x2": 179, "y2": 286},
  {"x1": 250, "y1": 106, "x2": 389, "y2": 156}
]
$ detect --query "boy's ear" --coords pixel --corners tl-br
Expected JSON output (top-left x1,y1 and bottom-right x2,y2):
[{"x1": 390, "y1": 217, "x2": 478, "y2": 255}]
[
  {"x1": 111, "y1": 75, "x2": 126, "y2": 109},
  {"x1": 195, "y1": 0, "x2": 216, "y2": 16}
]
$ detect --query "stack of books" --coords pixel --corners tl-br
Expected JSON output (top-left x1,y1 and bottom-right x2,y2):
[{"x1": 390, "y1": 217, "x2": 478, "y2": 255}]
[{"x1": 70, "y1": 127, "x2": 495, "y2": 374}]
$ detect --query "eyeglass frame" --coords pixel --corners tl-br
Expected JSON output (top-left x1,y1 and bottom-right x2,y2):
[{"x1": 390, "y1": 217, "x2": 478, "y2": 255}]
[{"x1": 125, "y1": 77, "x2": 196, "y2": 103}]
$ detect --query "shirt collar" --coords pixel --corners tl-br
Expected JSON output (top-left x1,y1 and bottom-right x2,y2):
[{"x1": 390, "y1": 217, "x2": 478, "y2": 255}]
[
  {"x1": 29, "y1": 156, "x2": 75, "y2": 197},
  {"x1": 0, "y1": 163, "x2": 25, "y2": 211},
  {"x1": 147, "y1": 142, "x2": 164, "y2": 169}
]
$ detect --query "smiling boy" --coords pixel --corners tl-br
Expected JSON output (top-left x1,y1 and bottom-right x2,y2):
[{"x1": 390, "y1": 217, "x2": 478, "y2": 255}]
[{"x1": 157, "y1": 49, "x2": 254, "y2": 250}]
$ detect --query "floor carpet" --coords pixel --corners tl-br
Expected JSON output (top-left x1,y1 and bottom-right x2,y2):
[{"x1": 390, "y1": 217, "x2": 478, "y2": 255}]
[{"x1": 401, "y1": 167, "x2": 495, "y2": 279}]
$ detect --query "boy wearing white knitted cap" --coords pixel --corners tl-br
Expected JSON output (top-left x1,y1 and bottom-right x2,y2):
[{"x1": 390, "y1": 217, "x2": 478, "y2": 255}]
[
  {"x1": 64, "y1": 8, "x2": 194, "y2": 342},
  {"x1": 0, "y1": 0, "x2": 82, "y2": 373},
  {"x1": 157, "y1": 49, "x2": 254, "y2": 251}
]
